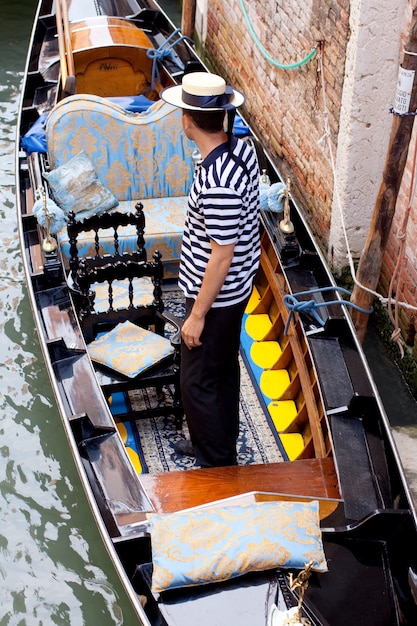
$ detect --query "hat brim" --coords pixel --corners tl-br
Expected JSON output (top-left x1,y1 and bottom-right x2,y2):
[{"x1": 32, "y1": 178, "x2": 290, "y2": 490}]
[{"x1": 160, "y1": 84, "x2": 245, "y2": 111}]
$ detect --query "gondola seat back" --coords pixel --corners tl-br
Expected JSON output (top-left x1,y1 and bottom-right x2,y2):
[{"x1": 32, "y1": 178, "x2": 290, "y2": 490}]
[{"x1": 45, "y1": 94, "x2": 195, "y2": 277}]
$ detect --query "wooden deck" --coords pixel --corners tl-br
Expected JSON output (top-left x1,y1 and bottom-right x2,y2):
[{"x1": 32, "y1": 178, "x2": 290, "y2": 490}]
[{"x1": 137, "y1": 457, "x2": 341, "y2": 519}]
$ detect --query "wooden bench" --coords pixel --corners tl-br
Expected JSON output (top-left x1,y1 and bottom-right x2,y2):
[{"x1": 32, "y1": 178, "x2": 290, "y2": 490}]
[{"x1": 45, "y1": 95, "x2": 195, "y2": 279}]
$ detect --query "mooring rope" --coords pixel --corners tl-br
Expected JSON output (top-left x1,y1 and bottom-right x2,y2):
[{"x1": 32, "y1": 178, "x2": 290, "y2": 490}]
[
  {"x1": 283, "y1": 286, "x2": 373, "y2": 335},
  {"x1": 147, "y1": 29, "x2": 194, "y2": 91},
  {"x1": 239, "y1": 0, "x2": 316, "y2": 69},
  {"x1": 386, "y1": 121, "x2": 417, "y2": 356}
]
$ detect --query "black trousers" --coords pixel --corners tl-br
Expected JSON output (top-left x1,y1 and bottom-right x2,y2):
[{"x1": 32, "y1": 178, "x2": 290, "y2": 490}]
[{"x1": 180, "y1": 297, "x2": 248, "y2": 468}]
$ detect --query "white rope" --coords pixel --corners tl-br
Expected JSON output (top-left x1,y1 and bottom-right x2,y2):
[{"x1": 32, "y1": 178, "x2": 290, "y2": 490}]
[{"x1": 317, "y1": 48, "x2": 417, "y2": 314}]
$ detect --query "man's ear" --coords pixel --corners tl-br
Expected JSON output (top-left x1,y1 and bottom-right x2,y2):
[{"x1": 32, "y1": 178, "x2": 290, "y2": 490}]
[
  {"x1": 182, "y1": 110, "x2": 191, "y2": 126},
  {"x1": 182, "y1": 110, "x2": 195, "y2": 135}
]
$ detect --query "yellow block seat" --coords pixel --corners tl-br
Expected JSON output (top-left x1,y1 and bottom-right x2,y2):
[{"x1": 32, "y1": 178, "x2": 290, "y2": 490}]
[
  {"x1": 116, "y1": 421, "x2": 143, "y2": 474},
  {"x1": 117, "y1": 420, "x2": 128, "y2": 443},
  {"x1": 250, "y1": 340, "x2": 282, "y2": 369},
  {"x1": 245, "y1": 314, "x2": 272, "y2": 341},
  {"x1": 260, "y1": 369, "x2": 290, "y2": 400},
  {"x1": 126, "y1": 446, "x2": 143, "y2": 474},
  {"x1": 245, "y1": 286, "x2": 262, "y2": 315},
  {"x1": 243, "y1": 290, "x2": 304, "y2": 463},
  {"x1": 279, "y1": 433, "x2": 305, "y2": 461},
  {"x1": 268, "y1": 400, "x2": 298, "y2": 431}
]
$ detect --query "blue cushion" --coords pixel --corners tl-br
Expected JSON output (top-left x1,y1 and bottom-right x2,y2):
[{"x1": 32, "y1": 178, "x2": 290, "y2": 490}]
[
  {"x1": 147, "y1": 500, "x2": 327, "y2": 593},
  {"x1": 87, "y1": 320, "x2": 174, "y2": 378},
  {"x1": 21, "y1": 112, "x2": 47, "y2": 154},
  {"x1": 57, "y1": 197, "x2": 187, "y2": 279},
  {"x1": 44, "y1": 151, "x2": 119, "y2": 218}
]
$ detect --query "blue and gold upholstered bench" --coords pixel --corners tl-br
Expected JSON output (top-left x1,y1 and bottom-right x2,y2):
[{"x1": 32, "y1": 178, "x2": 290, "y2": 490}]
[{"x1": 45, "y1": 94, "x2": 195, "y2": 278}]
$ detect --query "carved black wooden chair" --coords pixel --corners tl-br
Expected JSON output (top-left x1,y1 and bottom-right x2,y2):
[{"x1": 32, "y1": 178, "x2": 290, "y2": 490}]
[
  {"x1": 75, "y1": 251, "x2": 183, "y2": 428},
  {"x1": 67, "y1": 201, "x2": 147, "y2": 286},
  {"x1": 67, "y1": 201, "x2": 156, "y2": 333}
]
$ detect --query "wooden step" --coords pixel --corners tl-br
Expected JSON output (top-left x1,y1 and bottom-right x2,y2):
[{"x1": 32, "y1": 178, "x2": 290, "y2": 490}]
[
  {"x1": 54, "y1": 353, "x2": 113, "y2": 427},
  {"x1": 78, "y1": 425, "x2": 153, "y2": 538},
  {"x1": 26, "y1": 228, "x2": 44, "y2": 276},
  {"x1": 138, "y1": 457, "x2": 341, "y2": 516}
]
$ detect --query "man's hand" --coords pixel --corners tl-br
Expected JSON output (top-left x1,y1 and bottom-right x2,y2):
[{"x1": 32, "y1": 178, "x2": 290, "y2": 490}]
[
  {"x1": 181, "y1": 239, "x2": 235, "y2": 349},
  {"x1": 181, "y1": 313, "x2": 204, "y2": 349}
]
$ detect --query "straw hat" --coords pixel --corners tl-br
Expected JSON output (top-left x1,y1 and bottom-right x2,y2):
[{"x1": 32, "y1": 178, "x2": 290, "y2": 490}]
[{"x1": 160, "y1": 72, "x2": 245, "y2": 111}]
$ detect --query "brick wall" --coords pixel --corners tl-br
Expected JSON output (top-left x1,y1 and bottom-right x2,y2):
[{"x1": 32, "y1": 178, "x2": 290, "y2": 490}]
[
  {"x1": 204, "y1": 0, "x2": 350, "y2": 249},
  {"x1": 204, "y1": 0, "x2": 417, "y2": 356}
]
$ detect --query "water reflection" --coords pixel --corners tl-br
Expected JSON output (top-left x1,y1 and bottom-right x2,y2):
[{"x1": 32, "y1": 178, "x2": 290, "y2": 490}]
[{"x1": 0, "y1": 2, "x2": 139, "y2": 623}]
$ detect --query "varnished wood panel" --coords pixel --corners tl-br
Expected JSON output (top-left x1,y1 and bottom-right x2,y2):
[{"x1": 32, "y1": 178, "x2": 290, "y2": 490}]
[
  {"x1": 57, "y1": 353, "x2": 113, "y2": 427},
  {"x1": 70, "y1": 18, "x2": 153, "y2": 52},
  {"x1": 27, "y1": 230, "x2": 43, "y2": 276},
  {"x1": 69, "y1": 18, "x2": 158, "y2": 97},
  {"x1": 41, "y1": 298, "x2": 85, "y2": 351},
  {"x1": 259, "y1": 244, "x2": 327, "y2": 458},
  {"x1": 139, "y1": 457, "x2": 341, "y2": 515}
]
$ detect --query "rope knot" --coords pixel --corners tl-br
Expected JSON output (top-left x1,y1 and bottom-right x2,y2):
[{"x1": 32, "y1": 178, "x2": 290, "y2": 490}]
[
  {"x1": 285, "y1": 297, "x2": 317, "y2": 314},
  {"x1": 283, "y1": 286, "x2": 373, "y2": 335},
  {"x1": 283, "y1": 293, "x2": 325, "y2": 334},
  {"x1": 146, "y1": 30, "x2": 194, "y2": 90},
  {"x1": 146, "y1": 48, "x2": 173, "y2": 60},
  {"x1": 390, "y1": 327, "x2": 405, "y2": 358}
]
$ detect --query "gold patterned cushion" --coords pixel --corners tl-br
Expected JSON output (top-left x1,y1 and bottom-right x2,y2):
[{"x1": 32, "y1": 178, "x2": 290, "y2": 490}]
[
  {"x1": 87, "y1": 321, "x2": 174, "y2": 378},
  {"x1": 147, "y1": 500, "x2": 327, "y2": 593}
]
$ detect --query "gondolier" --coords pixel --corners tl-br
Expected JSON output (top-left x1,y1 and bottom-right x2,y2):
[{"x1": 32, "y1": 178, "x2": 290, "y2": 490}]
[{"x1": 161, "y1": 72, "x2": 261, "y2": 467}]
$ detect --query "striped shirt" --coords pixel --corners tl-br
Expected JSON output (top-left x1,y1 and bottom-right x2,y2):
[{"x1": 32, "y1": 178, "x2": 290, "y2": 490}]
[{"x1": 178, "y1": 136, "x2": 260, "y2": 307}]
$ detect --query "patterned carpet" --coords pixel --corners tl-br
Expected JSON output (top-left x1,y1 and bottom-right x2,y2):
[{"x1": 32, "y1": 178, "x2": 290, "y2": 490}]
[
  {"x1": 123, "y1": 354, "x2": 283, "y2": 474},
  {"x1": 115, "y1": 285, "x2": 284, "y2": 474}
]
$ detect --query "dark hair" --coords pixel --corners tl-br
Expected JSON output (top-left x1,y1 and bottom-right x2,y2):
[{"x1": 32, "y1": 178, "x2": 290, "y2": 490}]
[{"x1": 184, "y1": 109, "x2": 226, "y2": 133}]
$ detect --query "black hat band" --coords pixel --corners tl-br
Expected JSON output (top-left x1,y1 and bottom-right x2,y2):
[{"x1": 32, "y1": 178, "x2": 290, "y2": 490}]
[{"x1": 181, "y1": 85, "x2": 235, "y2": 110}]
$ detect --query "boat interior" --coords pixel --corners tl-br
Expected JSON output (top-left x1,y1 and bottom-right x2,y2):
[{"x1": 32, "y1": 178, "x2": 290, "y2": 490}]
[{"x1": 16, "y1": 1, "x2": 417, "y2": 623}]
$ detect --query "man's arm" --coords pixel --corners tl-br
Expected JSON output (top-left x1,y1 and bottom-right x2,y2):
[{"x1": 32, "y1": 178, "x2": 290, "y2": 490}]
[{"x1": 181, "y1": 239, "x2": 235, "y2": 349}]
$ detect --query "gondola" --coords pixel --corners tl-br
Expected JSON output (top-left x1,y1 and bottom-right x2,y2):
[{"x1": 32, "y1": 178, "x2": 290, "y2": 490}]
[{"x1": 16, "y1": 1, "x2": 417, "y2": 624}]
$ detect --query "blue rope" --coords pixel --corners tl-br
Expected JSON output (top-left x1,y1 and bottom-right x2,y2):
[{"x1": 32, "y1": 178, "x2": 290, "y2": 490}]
[
  {"x1": 146, "y1": 29, "x2": 195, "y2": 91},
  {"x1": 283, "y1": 286, "x2": 373, "y2": 334}
]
